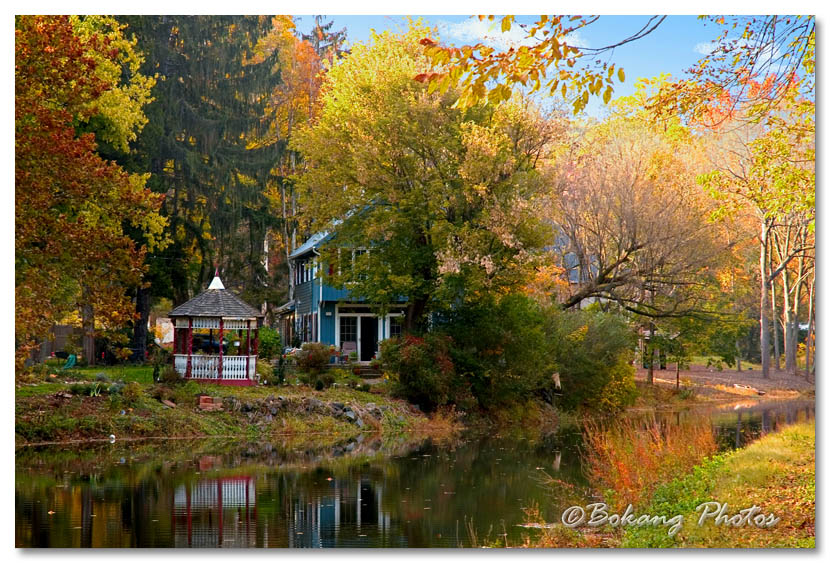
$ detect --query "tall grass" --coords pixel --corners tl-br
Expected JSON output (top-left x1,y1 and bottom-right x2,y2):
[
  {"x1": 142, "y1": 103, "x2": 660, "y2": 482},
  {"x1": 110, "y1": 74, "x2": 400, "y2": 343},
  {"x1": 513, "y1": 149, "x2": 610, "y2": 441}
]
[{"x1": 582, "y1": 414, "x2": 718, "y2": 510}]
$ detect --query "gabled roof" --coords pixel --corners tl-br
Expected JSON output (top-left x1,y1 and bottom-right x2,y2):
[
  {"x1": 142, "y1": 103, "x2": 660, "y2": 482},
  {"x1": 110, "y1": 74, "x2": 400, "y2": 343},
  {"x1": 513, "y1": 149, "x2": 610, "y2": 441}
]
[
  {"x1": 168, "y1": 277, "x2": 262, "y2": 319},
  {"x1": 289, "y1": 231, "x2": 331, "y2": 259}
]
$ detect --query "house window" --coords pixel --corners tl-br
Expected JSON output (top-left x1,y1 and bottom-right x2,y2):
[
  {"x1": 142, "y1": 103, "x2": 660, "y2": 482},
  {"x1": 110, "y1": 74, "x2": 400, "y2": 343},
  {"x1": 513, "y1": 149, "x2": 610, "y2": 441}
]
[
  {"x1": 354, "y1": 249, "x2": 368, "y2": 281},
  {"x1": 340, "y1": 316, "x2": 357, "y2": 345},
  {"x1": 390, "y1": 316, "x2": 403, "y2": 338},
  {"x1": 311, "y1": 313, "x2": 317, "y2": 342}
]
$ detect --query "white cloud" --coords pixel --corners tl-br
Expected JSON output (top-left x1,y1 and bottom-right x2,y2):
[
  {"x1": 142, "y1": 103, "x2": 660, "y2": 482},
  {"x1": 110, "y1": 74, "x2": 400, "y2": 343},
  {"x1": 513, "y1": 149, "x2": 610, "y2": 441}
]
[
  {"x1": 438, "y1": 18, "x2": 589, "y2": 51},
  {"x1": 693, "y1": 38, "x2": 777, "y2": 69},
  {"x1": 694, "y1": 41, "x2": 717, "y2": 55}
]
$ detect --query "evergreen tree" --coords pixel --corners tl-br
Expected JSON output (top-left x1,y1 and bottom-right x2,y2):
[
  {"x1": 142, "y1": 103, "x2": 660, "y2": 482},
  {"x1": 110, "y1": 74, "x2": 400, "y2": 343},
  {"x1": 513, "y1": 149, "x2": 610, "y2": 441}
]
[{"x1": 119, "y1": 16, "x2": 286, "y2": 313}]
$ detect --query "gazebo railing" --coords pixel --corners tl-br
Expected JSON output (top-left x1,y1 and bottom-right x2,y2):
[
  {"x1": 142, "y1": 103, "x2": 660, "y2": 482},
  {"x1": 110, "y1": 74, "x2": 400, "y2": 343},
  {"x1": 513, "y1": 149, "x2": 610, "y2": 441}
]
[{"x1": 174, "y1": 354, "x2": 256, "y2": 380}]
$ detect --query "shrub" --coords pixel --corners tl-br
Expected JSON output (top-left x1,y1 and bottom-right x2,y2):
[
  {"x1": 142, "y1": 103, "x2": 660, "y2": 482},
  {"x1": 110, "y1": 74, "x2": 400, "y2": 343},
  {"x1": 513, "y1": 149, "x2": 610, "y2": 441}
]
[
  {"x1": 150, "y1": 346, "x2": 170, "y2": 381},
  {"x1": 296, "y1": 342, "x2": 330, "y2": 374},
  {"x1": 122, "y1": 381, "x2": 144, "y2": 405},
  {"x1": 256, "y1": 360, "x2": 274, "y2": 384},
  {"x1": 149, "y1": 384, "x2": 173, "y2": 402},
  {"x1": 595, "y1": 354, "x2": 638, "y2": 411},
  {"x1": 159, "y1": 365, "x2": 182, "y2": 385},
  {"x1": 258, "y1": 327, "x2": 281, "y2": 360},
  {"x1": 439, "y1": 294, "x2": 552, "y2": 409},
  {"x1": 380, "y1": 333, "x2": 458, "y2": 412},
  {"x1": 313, "y1": 372, "x2": 335, "y2": 390},
  {"x1": 549, "y1": 308, "x2": 637, "y2": 412},
  {"x1": 68, "y1": 382, "x2": 106, "y2": 396},
  {"x1": 678, "y1": 387, "x2": 696, "y2": 400},
  {"x1": 330, "y1": 367, "x2": 360, "y2": 388}
]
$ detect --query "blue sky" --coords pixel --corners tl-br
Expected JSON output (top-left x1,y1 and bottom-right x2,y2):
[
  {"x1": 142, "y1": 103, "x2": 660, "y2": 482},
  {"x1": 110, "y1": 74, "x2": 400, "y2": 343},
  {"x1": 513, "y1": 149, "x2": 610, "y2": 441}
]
[{"x1": 294, "y1": 15, "x2": 724, "y2": 117}]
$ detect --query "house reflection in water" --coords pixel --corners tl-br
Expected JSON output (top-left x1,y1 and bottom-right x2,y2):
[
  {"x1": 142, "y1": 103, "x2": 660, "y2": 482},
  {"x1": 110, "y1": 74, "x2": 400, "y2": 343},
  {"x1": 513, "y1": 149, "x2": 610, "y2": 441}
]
[
  {"x1": 171, "y1": 473, "x2": 396, "y2": 547},
  {"x1": 173, "y1": 477, "x2": 257, "y2": 547},
  {"x1": 286, "y1": 476, "x2": 394, "y2": 548}
]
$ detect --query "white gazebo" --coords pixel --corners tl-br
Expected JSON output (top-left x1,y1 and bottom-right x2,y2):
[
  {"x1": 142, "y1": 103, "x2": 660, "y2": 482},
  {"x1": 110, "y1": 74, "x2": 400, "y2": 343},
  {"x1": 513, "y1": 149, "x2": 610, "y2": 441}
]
[{"x1": 168, "y1": 275, "x2": 263, "y2": 386}]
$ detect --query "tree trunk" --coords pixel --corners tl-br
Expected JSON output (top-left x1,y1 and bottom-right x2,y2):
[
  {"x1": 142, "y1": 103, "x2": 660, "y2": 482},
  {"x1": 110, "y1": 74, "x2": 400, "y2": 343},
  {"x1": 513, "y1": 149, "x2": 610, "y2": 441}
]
[
  {"x1": 789, "y1": 239, "x2": 806, "y2": 376},
  {"x1": 735, "y1": 337, "x2": 742, "y2": 372},
  {"x1": 646, "y1": 323, "x2": 655, "y2": 384},
  {"x1": 131, "y1": 286, "x2": 151, "y2": 363},
  {"x1": 82, "y1": 300, "x2": 95, "y2": 367},
  {"x1": 805, "y1": 275, "x2": 814, "y2": 382},
  {"x1": 405, "y1": 296, "x2": 429, "y2": 334},
  {"x1": 771, "y1": 274, "x2": 781, "y2": 371},
  {"x1": 759, "y1": 221, "x2": 771, "y2": 379},
  {"x1": 780, "y1": 256, "x2": 795, "y2": 375}
]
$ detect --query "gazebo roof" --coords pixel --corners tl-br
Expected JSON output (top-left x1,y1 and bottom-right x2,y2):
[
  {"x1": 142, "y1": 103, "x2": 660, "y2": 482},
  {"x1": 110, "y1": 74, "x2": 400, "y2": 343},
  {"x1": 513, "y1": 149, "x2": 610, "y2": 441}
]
[{"x1": 168, "y1": 276, "x2": 262, "y2": 319}]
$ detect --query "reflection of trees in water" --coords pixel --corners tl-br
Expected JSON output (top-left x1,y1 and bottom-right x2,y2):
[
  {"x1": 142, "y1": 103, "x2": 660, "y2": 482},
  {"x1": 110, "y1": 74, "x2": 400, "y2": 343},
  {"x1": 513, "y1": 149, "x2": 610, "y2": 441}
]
[
  {"x1": 17, "y1": 401, "x2": 813, "y2": 547},
  {"x1": 17, "y1": 428, "x2": 589, "y2": 547},
  {"x1": 710, "y1": 400, "x2": 814, "y2": 451}
]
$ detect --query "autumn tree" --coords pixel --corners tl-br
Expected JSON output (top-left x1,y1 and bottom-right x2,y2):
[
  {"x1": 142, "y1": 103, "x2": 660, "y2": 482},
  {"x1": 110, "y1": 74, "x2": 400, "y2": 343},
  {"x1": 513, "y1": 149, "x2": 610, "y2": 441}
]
[
  {"x1": 15, "y1": 15, "x2": 164, "y2": 369},
  {"x1": 292, "y1": 24, "x2": 563, "y2": 331},
  {"x1": 652, "y1": 16, "x2": 814, "y2": 126},
  {"x1": 699, "y1": 94, "x2": 814, "y2": 378},
  {"x1": 245, "y1": 16, "x2": 331, "y2": 310},
  {"x1": 551, "y1": 112, "x2": 726, "y2": 316}
]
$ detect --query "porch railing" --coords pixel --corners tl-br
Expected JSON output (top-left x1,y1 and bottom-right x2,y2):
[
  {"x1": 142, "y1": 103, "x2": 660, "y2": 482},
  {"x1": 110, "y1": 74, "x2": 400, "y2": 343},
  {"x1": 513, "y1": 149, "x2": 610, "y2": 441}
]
[{"x1": 174, "y1": 354, "x2": 257, "y2": 380}]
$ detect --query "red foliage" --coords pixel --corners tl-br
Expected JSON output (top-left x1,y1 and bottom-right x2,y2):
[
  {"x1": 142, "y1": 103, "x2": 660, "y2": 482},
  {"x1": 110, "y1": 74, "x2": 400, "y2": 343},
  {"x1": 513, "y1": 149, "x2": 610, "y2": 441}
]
[{"x1": 15, "y1": 16, "x2": 162, "y2": 369}]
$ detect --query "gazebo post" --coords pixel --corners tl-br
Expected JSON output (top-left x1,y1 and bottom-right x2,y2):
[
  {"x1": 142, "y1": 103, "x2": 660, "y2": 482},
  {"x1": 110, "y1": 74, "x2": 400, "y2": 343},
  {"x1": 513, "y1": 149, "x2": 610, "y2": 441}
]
[
  {"x1": 218, "y1": 318, "x2": 224, "y2": 381},
  {"x1": 186, "y1": 318, "x2": 193, "y2": 378},
  {"x1": 245, "y1": 320, "x2": 251, "y2": 380}
]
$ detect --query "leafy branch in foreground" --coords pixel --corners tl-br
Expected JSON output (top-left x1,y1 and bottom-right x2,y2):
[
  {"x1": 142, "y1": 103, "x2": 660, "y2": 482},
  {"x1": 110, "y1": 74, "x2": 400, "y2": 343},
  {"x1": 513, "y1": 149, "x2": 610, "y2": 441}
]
[{"x1": 417, "y1": 15, "x2": 665, "y2": 112}]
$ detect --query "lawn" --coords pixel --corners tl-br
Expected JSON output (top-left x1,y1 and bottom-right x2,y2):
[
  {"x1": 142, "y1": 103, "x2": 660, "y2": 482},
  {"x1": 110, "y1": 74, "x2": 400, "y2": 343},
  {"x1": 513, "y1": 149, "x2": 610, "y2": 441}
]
[{"x1": 17, "y1": 363, "x2": 155, "y2": 398}]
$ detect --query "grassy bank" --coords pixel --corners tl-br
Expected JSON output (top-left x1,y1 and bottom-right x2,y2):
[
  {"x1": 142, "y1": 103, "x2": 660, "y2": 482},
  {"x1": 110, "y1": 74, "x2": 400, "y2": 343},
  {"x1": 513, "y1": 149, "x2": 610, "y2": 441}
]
[
  {"x1": 16, "y1": 362, "x2": 568, "y2": 446},
  {"x1": 522, "y1": 421, "x2": 814, "y2": 548},
  {"x1": 620, "y1": 421, "x2": 815, "y2": 547},
  {"x1": 15, "y1": 374, "x2": 459, "y2": 445}
]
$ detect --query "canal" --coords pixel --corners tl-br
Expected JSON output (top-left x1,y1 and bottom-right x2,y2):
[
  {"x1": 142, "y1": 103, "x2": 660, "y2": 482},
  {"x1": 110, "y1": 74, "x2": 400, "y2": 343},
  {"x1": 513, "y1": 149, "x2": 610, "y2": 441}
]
[{"x1": 15, "y1": 398, "x2": 813, "y2": 547}]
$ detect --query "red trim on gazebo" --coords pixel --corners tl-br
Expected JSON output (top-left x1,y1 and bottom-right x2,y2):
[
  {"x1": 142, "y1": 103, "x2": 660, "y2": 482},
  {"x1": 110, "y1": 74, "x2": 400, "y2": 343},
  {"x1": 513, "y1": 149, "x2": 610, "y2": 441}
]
[
  {"x1": 186, "y1": 318, "x2": 193, "y2": 378},
  {"x1": 245, "y1": 320, "x2": 251, "y2": 379},
  {"x1": 218, "y1": 318, "x2": 224, "y2": 381},
  {"x1": 186, "y1": 378, "x2": 258, "y2": 387}
]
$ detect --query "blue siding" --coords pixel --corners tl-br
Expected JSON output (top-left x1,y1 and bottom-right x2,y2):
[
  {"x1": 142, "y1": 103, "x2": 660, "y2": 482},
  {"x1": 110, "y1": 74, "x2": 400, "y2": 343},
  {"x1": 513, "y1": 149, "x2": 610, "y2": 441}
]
[
  {"x1": 295, "y1": 281, "x2": 313, "y2": 314},
  {"x1": 320, "y1": 302, "x2": 336, "y2": 345},
  {"x1": 322, "y1": 285, "x2": 352, "y2": 302}
]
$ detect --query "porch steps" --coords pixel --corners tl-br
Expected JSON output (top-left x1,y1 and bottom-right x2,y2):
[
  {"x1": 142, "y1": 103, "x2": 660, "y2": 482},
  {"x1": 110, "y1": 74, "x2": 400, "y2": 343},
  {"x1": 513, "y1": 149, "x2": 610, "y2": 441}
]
[{"x1": 351, "y1": 366, "x2": 383, "y2": 378}]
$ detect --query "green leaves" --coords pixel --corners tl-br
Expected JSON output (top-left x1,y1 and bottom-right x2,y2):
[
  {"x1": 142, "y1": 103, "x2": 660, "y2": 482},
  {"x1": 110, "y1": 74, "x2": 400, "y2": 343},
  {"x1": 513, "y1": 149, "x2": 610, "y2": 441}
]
[{"x1": 292, "y1": 24, "x2": 558, "y2": 327}]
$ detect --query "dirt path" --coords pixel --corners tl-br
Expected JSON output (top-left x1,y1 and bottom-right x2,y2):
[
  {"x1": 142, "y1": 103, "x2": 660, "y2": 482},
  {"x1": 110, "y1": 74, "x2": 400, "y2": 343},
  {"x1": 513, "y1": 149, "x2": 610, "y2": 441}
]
[{"x1": 634, "y1": 363, "x2": 813, "y2": 399}]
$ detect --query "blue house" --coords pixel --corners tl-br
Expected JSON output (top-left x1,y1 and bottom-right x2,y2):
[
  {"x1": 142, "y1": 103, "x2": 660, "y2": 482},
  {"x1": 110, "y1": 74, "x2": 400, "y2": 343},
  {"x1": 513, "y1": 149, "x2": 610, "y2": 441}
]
[{"x1": 275, "y1": 232, "x2": 406, "y2": 362}]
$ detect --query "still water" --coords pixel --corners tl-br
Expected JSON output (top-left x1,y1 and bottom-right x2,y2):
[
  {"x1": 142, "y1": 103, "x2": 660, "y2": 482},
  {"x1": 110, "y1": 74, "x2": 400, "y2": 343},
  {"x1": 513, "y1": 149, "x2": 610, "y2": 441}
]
[{"x1": 15, "y1": 399, "x2": 813, "y2": 548}]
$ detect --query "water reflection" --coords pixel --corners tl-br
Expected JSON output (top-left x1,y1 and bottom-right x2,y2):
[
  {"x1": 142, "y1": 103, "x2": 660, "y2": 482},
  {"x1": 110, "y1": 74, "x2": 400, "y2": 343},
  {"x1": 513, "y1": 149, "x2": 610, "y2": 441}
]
[
  {"x1": 16, "y1": 430, "x2": 586, "y2": 548},
  {"x1": 16, "y1": 399, "x2": 813, "y2": 548},
  {"x1": 709, "y1": 399, "x2": 814, "y2": 450}
]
